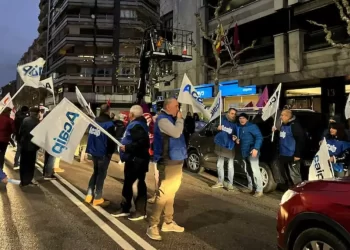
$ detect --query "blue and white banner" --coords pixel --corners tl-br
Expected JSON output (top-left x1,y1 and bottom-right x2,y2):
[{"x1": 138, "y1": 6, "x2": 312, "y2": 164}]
[
  {"x1": 208, "y1": 90, "x2": 222, "y2": 123},
  {"x1": 30, "y1": 98, "x2": 90, "y2": 163},
  {"x1": 17, "y1": 57, "x2": 45, "y2": 87},
  {"x1": 177, "y1": 74, "x2": 211, "y2": 119},
  {"x1": 308, "y1": 138, "x2": 334, "y2": 180}
]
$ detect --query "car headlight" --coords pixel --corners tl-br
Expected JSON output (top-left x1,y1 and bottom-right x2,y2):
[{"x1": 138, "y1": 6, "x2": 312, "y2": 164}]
[{"x1": 280, "y1": 190, "x2": 298, "y2": 205}]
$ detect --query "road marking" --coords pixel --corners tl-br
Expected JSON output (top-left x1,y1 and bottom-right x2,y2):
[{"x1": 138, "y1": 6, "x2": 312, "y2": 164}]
[
  {"x1": 34, "y1": 165, "x2": 136, "y2": 250},
  {"x1": 35, "y1": 160, "x2": 156, "y2": 250}
]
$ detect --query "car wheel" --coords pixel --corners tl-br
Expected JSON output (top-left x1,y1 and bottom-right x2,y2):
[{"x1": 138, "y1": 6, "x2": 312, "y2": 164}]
[
  {"x1": 293, "y1": 228, "x2": 348, "y2": 250},
  {"x1": 260, "y1": 163, "x2": 277, "y2": 193},
  {"x1": 186, "y1": 150, "x2": 204, "y2": 173}
]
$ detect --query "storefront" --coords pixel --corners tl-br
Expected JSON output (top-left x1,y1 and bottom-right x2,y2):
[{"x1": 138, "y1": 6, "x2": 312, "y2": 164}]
[{"x1": 161, "y1": 80, "x2": 258, "y2": 111}]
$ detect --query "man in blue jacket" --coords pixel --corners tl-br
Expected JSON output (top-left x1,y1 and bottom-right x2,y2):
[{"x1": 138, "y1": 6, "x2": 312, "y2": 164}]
[
  {"x1": 147, "y1": 98, "x2": 187, "y2": 241},
  {"x1": 274, "y1": 109, "x2": 305, "y2": 186},
  {"x1": 112, "y1": 105, "x2": 150, "y2": 221},
  {"x1": 85, "y1": 104, "x2": 116, "y2": 207},
  {"x1": 236, "y1": 113, "x2": 264, "y2": 197},
  {"x1": 212, "y1": 108, "x2": 237, "y2": 191}
]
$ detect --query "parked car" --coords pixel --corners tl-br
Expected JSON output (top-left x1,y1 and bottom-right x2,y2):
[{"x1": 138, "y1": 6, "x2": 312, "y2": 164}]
[
  {"x1": 277, "y1": 178, "x2": 350, "y2": 250},
  {"x1": 195, "y1": 121, "x2": 207, "y2": 133},
  {"x1": 186, "y1": 109, "x2": 328, "y2": 193}
]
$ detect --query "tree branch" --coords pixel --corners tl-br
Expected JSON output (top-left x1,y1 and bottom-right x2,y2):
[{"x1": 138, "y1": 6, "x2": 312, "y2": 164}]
[
  {"x1": 194, "y1": 13, "x2": 214, "y2": 43},
  {"x1": 307, "y1": 20, "x2": 350, "y2": 48},
  {"x1": 335, "y1": 0, "x2": 350, "y2": 36}
]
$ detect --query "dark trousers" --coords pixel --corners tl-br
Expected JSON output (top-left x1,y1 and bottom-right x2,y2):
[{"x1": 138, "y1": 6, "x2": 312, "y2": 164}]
[
  {"x1": 0, "y1": 142, "x2": 8, "y2": 170},
  {"x1": 14, "y1": 143, "x2": 21, "y2": 167},
  {"x1": 121, "y1": 160, "x2": 148, "y2": 214},
  {"x1": 43, "y1": 152, "x2": 55, "y2": 177},
  {"x1": 87, "y1": 155, "x2": 111, "y2": 199},
  {"x1": 20, "y1": 150, "x2": 37, "y2": 186},
  {"x1": 279, "y1": 156, "x2": 302, "y2": 186}
]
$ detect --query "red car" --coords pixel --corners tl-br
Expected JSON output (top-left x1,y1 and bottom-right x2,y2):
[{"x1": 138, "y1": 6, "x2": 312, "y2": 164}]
[{"x1": 277, "y1": 178, "x2": 350, "y2": 250}]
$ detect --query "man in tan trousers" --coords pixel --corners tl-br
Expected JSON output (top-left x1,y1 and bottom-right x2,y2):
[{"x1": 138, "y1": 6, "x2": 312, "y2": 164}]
[{"x1": 146, "y1": 98, "x2": 187, "y2": 241}]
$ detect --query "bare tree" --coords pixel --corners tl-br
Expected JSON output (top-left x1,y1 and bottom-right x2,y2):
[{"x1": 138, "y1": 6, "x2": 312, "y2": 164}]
[
  {"x1": 307, "y1": 0, "x2": 350, "y2": 49},
  {"x1": 194, "y1": 0, "x2": 256, "y2": 95}
]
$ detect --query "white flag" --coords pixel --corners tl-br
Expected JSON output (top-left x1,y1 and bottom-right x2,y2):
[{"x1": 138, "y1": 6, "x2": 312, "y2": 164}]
[
  {"x1": 39, "y1": 77, "x2": 54, "y2": 94},
  {"x1": 17, "y1": 58, "x2": 46, "y2": 87},
  {"x1": 30, "y1": 98, "x2": 90, "y2": 164},
  {"x1": 345, "y1": 93, "x2": 350, "y2": 120},
  {"x1": 208, "y1": 91, "x2": 222, "y2": 122},
  {"x1": 75, "y1": 86, "x2": 95, "y2": 118},
  {"x1": 177, "y1": 74, "x2": 211, "y2": 119},
  {"x1": 262, "y1": 83, "x2": 281, "y2": 121},
  {"x1": 308, "y1": 138, "x2": 334, "y2": 181},
  {"x1": 0, "y1": 93, "x2": 14, "y2": 109}
]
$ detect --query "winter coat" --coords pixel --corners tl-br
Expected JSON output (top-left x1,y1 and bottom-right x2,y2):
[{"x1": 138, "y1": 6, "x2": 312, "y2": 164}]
[
  {"x1": 279, "y1": 116, "x2": 305, "y2": 158},
  {"x1": 18, "y1": 116, "x2": 40, "y2": 152},
  {"x1": 0, "y1": 113, "x2": 15, "y2": 143},
  {"x1": 238, "y1": 122, "x2": 263, "y2": 158}
]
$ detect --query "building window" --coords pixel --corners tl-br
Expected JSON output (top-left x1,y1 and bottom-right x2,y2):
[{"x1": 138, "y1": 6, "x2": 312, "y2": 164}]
[
  {"x1": 161, "y1": 11, "x2": 173, "y2": 29},
  {"x1": 96, "y1": 68, "x2": 112, "y2": 77},
  {"x1": 120, "y1": 10, "x2": 137, "y2": 19},
  {"x1": 120, "y1": 67, "x2": 135, "y2": 76},
  {"x1": 80, "y1": 68, "x2": 94, "y2": 77}
]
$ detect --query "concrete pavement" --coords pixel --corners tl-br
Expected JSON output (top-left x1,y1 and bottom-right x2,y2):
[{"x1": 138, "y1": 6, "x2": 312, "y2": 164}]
[{"x1": 3, "y1": 149, "x2": 281, "y2": 250}]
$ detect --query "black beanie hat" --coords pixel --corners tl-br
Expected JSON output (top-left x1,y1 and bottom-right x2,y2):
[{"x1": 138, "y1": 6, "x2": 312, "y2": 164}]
[{"x1": 238, "y1": 113, "x2": 248, "y2": 120}]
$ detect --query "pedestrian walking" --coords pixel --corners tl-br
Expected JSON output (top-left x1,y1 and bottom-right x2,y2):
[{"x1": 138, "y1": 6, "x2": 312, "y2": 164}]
[
  {"x1": 0, "y1": 107, "x2": 15, "y2": 170},
  {"x1": 112, "y1": 105, "x2": 150, "y2": 220},
  {"x1": 273, "y1": 109, "x2": 305, "y2": 186},
  {"x1": 18, "y1": 107, "x2": 40, "y2": 187},
  {"x1": 212, "y1": 108, "x2": 238, "y2": 191},
  {"x1": 13, "y1": 106, "x2": 29, "y2": 170},
  {"x1": 236, "y1": 113, "x2": 264, "y2": 197},
  {"x1": 85, "y1": 104, "x2": 116, "y2": 207},
  {"x1": 146, "y1": 98, "x2": 187, "y2": 241}
]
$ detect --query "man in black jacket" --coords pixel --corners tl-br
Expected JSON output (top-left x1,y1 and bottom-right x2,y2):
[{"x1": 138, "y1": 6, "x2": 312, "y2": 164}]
[
  {"x1": 18, "y1": 107, "x2": 40, "y2": 187},
  {"x1": 13, "y1": 106, "x2": 29, "y2": 170},
  {"x1": 273, "y1": 109, "x2": 305, "y2": 186},
  {"x1": 112, "y1": 105, "x2": 150, "y2": 221}
]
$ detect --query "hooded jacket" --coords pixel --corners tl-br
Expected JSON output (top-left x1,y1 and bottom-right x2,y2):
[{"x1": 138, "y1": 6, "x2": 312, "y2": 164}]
[
  {"x1": 18, "y1": 115, "x2": 40, "y2": 152},
  {"x1": 279, "y1": 116, "x2": 305, "y2": 158},
  {"x1": 238, "y1": 122, "x2": 263, "y2": 158},
  {"x1": 14, "y1": 107, "x2": 29, "y2": 138}
]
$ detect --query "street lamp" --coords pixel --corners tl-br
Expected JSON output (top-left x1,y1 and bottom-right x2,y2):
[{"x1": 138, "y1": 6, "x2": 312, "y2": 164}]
[{"x1": 91, "y1": 0, "x2": 98, "y2": 93}]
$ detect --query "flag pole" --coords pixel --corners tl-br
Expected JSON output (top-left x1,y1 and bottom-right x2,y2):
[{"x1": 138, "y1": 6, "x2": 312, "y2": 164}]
[
  {"x1": 271, "y1": 83, "x2": 282, "y2": 142},
  {"x1": 52, "y1": 90, "x2": 56, "y2": 106},
  {"x1": 219, "y1": 91, "x2": 222, "y2": 126},
  {"x1": 0, "y1": 84, "x2": 26, "y2": 114},
  {"x1": 66, "y1": 99, "x2": 121, "y2": 147}
]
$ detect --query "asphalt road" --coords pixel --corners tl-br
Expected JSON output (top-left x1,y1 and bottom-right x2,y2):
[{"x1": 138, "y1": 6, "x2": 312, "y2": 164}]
[{"x1": 3, "y1": 148, "x2": 282, "y2": 250}]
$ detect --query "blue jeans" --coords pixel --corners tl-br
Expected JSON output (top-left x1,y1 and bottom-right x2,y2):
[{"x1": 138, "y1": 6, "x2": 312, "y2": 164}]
[
  {"x1": 87, "y1": 155, "x2": 111, "y2": 199},
  {"x1": 43, "y1": 151, "x2": 55, "y2": 177},
  {"x1": 14, "y1": 143, "x2": 21, "y2": 167},
  {"x1": 217, "y1": 156, "x2": 234, "y2": 185},
  {"x1": 244, "y1": 156, "x2": 263, "y2": 193}
]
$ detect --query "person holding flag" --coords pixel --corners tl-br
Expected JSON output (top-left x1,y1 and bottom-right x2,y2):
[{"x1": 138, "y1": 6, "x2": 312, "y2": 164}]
[
  {"x1": 85, "y1": 104, "x2": 117, "y2": 207},
  {"x1": 272, "y1": 109, "x2": 305, "y2": 186},
  {"x1": 324, "y1": 122, "x2": 350, "y2": 177},
  {"x1": 211, "y1": 108, "x2": 238, "y2": 191}
]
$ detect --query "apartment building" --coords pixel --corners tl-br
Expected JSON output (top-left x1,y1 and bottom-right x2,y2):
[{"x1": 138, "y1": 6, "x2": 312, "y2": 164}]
[
  {"x1": 160, "y1": 0, "x2": 350, "y2": 117},
  {"x1": 40, "y1": 0, "x2": 159, "y2": 110}
]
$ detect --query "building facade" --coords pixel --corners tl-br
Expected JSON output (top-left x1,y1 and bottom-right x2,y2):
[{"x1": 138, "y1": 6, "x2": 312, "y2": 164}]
[
  {"x1": 160, "y1": 0, "x2": 350, "y2": 117},
  {"x1": 40, "y1": 0, "x2": 159, "y2": 110}
]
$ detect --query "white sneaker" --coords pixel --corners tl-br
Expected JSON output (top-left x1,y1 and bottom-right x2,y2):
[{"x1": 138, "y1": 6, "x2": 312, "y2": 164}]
[
  {"x1": 13, "y1": 166, "x2": 20, "y2": 170},
  {"x1": 161, "y1": 221, "x2": 185, "y2": 233}
]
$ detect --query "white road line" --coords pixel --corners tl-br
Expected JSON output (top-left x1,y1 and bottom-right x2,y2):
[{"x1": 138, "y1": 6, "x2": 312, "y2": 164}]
[
  {"x1": 35, "y1": 167, "x2": 135, "y2": 250},
  {"x1": 35, "y1": 161, "x2": 156, "y2": 250}
]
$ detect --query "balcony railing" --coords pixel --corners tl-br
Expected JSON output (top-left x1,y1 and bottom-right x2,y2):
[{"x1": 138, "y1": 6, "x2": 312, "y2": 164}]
[{"x1": 304, "y1": 25, "x2": 350, "y2": 52}]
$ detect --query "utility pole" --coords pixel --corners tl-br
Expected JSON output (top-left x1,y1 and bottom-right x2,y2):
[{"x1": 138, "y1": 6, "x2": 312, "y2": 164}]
[{"x1": 92, "y1": 0, "x2": 98, "y2": 93}]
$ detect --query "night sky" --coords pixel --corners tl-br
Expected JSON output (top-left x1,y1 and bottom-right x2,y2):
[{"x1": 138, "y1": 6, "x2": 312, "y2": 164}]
[{"x1": 0, "y1": 0, "x2": 39, "y2": 87}]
